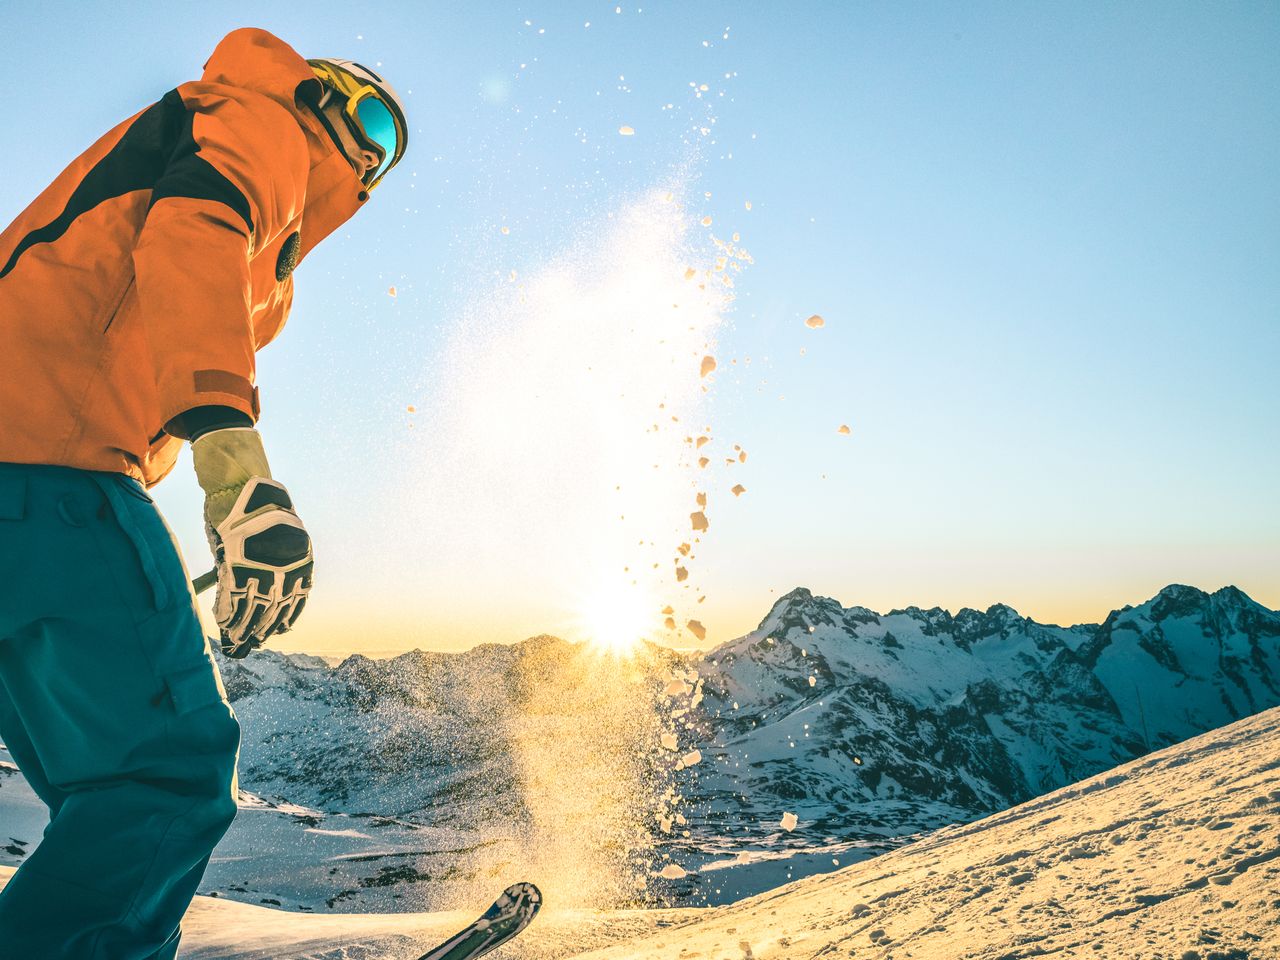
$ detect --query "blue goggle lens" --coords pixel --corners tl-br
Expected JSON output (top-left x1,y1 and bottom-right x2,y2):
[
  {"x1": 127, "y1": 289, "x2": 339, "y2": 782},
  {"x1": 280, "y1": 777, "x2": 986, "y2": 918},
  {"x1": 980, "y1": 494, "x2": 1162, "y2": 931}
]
[{"x1": 354, "y1": 96, "x2": 400, "y2": 177}]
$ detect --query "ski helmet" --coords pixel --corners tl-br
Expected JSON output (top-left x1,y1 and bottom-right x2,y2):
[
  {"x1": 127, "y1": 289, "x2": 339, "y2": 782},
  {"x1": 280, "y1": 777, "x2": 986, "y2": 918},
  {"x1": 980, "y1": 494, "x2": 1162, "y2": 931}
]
[{"x1": 307, "y1": 58, "x2": 408, "y2": 190}]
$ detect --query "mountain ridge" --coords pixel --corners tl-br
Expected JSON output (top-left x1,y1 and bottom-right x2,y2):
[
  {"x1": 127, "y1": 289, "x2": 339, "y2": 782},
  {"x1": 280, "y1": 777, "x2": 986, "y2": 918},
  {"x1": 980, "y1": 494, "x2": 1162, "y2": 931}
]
[{"x1": 683, "y1": 579, "x2": 1280, "y2": 898}]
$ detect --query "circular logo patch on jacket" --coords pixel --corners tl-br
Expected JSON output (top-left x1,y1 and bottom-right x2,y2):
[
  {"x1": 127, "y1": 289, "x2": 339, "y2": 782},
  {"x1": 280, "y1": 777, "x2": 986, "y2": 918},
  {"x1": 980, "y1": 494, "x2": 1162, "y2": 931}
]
[{"x1": 275, "y1": 231, "x2": 301, "y2": 282}]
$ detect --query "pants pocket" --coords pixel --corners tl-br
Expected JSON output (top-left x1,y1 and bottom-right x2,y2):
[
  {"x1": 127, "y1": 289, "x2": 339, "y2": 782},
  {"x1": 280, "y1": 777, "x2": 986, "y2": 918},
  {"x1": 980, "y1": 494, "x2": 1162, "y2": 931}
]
[
  {"x1": 158, "y1": 653, "x2": 241, "y2": 813},
  {"x1": 0, "y1": 471, "x2": 25, "y2": 520},
  {"x1": 89, "y1": 473, "x2": 172, "y2": 613},
  {"x1": 163, "y1": 656, "x2": 229, "y2": 715}
]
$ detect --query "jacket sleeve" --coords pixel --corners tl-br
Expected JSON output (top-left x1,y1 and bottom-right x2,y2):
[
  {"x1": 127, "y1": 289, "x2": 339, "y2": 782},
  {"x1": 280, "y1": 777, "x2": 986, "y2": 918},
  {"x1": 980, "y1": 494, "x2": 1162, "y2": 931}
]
[{"x1": 131, "y1": 93, "x2": 307, "y2": 430}]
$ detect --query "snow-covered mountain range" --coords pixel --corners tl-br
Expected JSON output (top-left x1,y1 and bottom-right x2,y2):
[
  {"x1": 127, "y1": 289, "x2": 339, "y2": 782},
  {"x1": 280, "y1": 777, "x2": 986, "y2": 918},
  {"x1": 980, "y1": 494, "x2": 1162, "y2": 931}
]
[
  {"x1": 692, "y1": 582, "x2": 1280, "y2": 836},
  {"x1": 2, "y1": 582, "x2": 1276, "y2": 912}
]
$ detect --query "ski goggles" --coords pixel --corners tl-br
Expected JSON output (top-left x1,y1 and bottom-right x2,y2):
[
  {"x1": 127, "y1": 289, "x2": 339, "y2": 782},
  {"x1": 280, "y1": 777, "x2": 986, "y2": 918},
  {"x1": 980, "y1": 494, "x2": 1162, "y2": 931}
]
[
  {"x1": 340, "y1": 90, "x2": 404, "y2": 188},
  {"x1": 309, "y1": 63, "x2": 408, "y2": 190}
]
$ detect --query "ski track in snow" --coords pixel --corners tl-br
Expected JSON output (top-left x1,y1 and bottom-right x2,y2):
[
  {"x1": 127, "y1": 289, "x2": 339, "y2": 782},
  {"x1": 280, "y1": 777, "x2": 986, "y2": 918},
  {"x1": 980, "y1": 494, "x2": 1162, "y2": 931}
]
[{"x1": 4, "y1": 705, "x2": 1278, "y2": 959}]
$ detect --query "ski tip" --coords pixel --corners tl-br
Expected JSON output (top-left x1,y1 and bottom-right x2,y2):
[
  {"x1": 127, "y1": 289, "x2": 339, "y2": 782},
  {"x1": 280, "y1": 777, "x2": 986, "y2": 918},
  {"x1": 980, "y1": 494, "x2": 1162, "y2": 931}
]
[
  {"x1": 415, "y1": 882, "x2": 545, "y2": 960},
  {"x1": 499, "y1": 881, "x2": 542, "y2": 912}
]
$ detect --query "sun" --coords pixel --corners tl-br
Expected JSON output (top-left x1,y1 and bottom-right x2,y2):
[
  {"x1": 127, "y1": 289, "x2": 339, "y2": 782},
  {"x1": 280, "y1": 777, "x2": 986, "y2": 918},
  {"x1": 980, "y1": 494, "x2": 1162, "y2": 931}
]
[{"x1": 575, "y1": 580, "x2": 657, "y2": 655}]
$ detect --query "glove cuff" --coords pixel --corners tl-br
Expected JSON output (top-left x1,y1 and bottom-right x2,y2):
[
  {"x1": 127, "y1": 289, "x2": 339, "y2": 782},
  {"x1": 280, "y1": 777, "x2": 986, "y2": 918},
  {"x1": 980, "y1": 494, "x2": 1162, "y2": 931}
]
[{"x1": 192, "y1": 427, "x2": 273, "y2": 529}]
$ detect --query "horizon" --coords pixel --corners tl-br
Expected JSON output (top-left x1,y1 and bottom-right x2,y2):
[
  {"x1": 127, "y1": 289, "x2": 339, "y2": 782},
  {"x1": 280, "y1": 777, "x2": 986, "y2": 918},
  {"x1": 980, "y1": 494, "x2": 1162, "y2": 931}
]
[{"x1": 267, "y1": 579, "x2": 1269, "y2": 659}]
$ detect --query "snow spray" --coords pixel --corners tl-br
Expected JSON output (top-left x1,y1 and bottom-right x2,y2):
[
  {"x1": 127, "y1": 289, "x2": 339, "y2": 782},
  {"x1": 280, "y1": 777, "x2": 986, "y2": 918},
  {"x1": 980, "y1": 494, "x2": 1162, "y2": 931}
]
[{"x1": 401, "y1": 185, "x2": 747, "y2": 909}]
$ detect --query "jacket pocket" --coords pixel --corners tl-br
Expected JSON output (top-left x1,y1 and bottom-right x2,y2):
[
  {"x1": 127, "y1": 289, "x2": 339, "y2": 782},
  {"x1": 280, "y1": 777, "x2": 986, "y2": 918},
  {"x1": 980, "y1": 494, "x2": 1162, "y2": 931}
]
[{"x1": 101, "y1": 275, "x2": 136, "y2": 334}]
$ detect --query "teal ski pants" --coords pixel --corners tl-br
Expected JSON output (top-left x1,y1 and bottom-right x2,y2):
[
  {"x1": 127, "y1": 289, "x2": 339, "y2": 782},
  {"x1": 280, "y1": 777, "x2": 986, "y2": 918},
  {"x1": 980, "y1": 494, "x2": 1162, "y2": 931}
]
[{"x1": 0, "y1": 463, "x2": 240, "y2": 959}]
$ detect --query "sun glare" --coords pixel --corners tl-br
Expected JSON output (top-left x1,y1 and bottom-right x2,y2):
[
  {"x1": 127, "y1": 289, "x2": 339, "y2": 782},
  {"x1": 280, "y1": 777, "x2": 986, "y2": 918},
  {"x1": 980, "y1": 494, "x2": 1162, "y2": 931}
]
[
  {"x1": 404, "y1": 188, "x2": 734, "y2": 650},
  {"x1": 576, "y1": 581, "x2": 657, "y2": 655}
]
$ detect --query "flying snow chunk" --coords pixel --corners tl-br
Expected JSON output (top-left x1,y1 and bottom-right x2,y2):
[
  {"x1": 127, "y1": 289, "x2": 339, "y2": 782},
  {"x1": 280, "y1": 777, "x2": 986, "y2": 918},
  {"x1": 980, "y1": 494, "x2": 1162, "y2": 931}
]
[
  {"x1": 731, "y1": 483, "x2": 745, "y2": 497},
  {"x1": 658, "y1": 864, "x2": 688, "y2": 879},
  {"x1": 780, "y1": 811, "x2": 798, "y2": 831},
  {"x1": 388, "y1": 286, "x2": 397, "y2": 297},
  {"x1": 808, "y1": 676, "x2": 817, "y2": 687},
  {"x1": 664, "y1": 679, "x2": 692, "y2": 697},
  {"x1": 686, "y1": 619, "x2": 706, "y2": 641},
  {"x1": 407, "y1": 405, "x2": 416, "y2": 413},
  {"x1": 745, "y1": 200, "x2": 753, "y2": 211},
  {"x1": 681, "y1": 749, "x2": 702, "y2": 767},
  {"x1": 700, "y1": 356, "x2": 717, "y2": 377},
  {"x1": 619, "y1": 125, "x2": 635, "y2": 136},
  {"x1": 701, "y1": 216, "x2": 713, "y2": 226},
  {"x1": 690, "y1": 511, "x2": 708, "y2": 532},
  {"x1": 838, "y1": 424, "x2": 851, "y2": 435},
  {"x1": 684, "y1": 267, "x2": 697, "y2": 280},
  {"x1": 805, "y1": 314, "x2": 825, "y2": 329},
  {"x1": 660, "y1": 732, "x2": 679, "y2": 751},
  {"x1": 501, "y1": 226, "x2": 510, "y2": 235}
]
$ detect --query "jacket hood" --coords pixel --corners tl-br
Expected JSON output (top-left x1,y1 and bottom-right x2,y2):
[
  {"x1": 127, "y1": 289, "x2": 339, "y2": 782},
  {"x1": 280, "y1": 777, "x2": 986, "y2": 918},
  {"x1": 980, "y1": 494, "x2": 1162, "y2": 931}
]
[
  {"x1": 202, "y1": 27, "x2": 325, "y2": 113},
  {"x1": 201, "y1": 28, "x2": 366, "y2": 258}
]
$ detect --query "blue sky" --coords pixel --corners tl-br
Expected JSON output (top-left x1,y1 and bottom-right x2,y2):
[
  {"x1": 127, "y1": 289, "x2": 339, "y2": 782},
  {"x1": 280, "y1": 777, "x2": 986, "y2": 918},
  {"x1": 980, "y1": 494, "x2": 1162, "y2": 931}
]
[{"x1": 2, "y1": 2, "x2": 1277, "y2": 653}]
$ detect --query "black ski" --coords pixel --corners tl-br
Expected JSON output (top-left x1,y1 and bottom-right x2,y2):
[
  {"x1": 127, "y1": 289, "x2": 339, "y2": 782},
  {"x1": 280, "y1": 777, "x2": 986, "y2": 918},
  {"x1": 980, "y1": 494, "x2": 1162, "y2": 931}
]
[{"x1": 415, "y1": 883, "x2": 542, "y2": 960}]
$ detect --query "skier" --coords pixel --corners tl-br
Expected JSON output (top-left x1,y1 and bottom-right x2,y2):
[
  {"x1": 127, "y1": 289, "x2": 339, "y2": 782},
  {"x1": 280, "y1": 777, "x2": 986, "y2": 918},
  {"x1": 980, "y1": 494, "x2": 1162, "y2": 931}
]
[{"x1": 0, "y1": 28, "x2": 406, "y2": 958}]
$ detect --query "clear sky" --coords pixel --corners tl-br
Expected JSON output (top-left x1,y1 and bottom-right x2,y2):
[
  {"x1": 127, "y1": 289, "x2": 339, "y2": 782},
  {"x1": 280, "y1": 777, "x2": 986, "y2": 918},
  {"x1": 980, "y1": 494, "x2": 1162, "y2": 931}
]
[{"x1": 2, "y1": 2, "x2": 1277, "y2": 654}]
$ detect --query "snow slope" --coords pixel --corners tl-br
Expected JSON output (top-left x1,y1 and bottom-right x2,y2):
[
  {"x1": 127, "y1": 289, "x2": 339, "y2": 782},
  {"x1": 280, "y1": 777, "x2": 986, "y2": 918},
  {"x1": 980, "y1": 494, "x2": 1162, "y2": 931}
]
[
  {"x1": 571, "y1": 705, "x2": 1280, "y2": 960},
  {"x1": 5, "y1": 699, "x2": 1276, "y2": 958}
]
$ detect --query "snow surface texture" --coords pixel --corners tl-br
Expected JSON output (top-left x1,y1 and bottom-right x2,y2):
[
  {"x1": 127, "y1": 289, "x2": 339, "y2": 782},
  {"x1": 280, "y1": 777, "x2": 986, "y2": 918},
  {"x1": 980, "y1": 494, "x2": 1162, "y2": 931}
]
[
  {"x1": 567, "y1": 703, "x2": 1280, "y2": 960},
  {"x1": 4, "y1": 697, "x2": 1277, "y2": 958},
  {"x1": 1, "y1": 582, "x2": 1277, "y2": 913}
]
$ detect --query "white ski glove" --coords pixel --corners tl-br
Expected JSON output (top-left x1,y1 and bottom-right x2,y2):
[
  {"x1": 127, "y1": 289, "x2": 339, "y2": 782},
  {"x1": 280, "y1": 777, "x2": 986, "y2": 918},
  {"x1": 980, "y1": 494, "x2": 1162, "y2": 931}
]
[{"x1": 192, "y1": 428, "x2": 314, "y2": 658}]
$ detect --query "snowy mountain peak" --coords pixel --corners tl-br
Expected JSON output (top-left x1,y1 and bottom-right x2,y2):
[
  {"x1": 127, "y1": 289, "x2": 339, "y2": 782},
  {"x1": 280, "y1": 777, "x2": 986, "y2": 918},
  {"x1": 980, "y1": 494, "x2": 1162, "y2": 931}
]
[
  {"x1": 1139, "y1": 582, "x2": 1270, "y2": 625},
  {"x1": 1148, "y1": 582, "x2": 1211, "y2": 619},
  {"x1": 748, "y1": 587, "x2": 869, "y2": 643},
  {"x1": 774, "y1": 586, "x2": 814, "y2": 605},
  {"x1": 884, "y1": 605, "x2": 954, "y2": 636},
  {"x1": 948, "y1": 602, "x2": 1029, "y2": 645},
  {"x1": 1212, "y1": 583, "x2": 1255, "y2": 607}
]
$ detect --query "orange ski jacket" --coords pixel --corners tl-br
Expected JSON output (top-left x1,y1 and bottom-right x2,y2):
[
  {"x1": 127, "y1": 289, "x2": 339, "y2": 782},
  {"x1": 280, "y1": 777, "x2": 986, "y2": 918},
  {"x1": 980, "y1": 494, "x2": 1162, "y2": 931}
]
[{"x1": 0, "y1": 28, "x2": 367, "y2": 487}]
